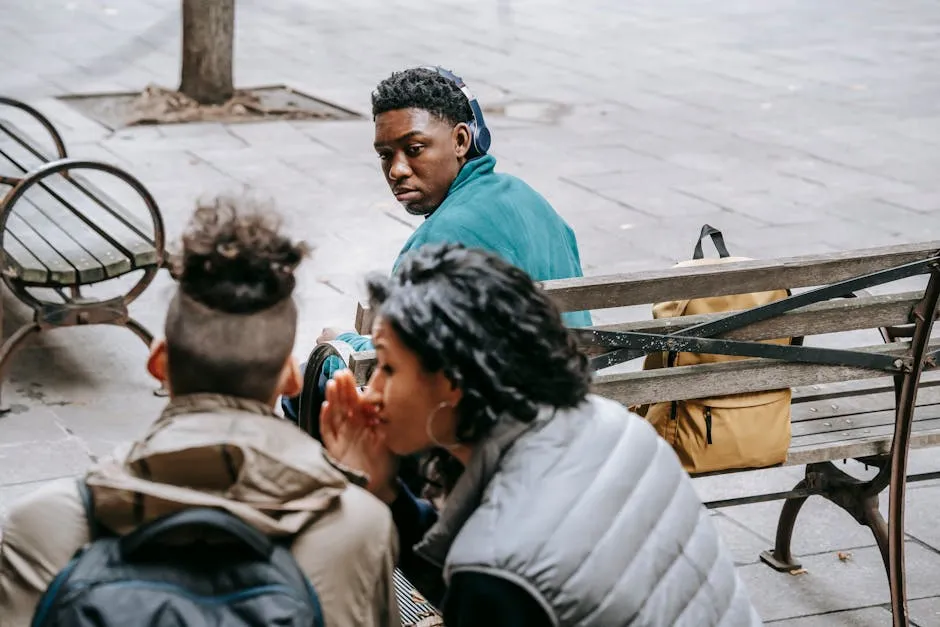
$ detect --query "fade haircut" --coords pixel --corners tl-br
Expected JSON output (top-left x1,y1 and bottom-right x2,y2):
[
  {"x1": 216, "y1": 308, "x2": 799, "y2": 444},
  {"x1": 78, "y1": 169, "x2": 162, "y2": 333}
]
[
  {"x1": 371, "y1": 67, "x2": 473, "y2": 126},
  {"x1": 164, "y1": 196, "x2": 309, "y2": 402}
]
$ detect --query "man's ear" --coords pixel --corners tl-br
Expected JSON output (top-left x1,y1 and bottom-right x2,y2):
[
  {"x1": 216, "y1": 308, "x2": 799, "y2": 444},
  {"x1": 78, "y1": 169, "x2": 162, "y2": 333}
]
[
  {"x1": 453, "y1": 122, "x2": 472, "y2": 159},
  {"x1": 278, "y1": 355, "x2": 303, "y2": 399},
  {"x1": 147, "y1": 338, "x2": 168, "y2": 384}
]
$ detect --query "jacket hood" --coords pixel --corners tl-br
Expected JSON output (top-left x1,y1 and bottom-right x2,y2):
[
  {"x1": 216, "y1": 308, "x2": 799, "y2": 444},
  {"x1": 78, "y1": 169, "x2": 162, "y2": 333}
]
[{"x1": 85, "y1": 394, "x2": 351, "y2": 536}]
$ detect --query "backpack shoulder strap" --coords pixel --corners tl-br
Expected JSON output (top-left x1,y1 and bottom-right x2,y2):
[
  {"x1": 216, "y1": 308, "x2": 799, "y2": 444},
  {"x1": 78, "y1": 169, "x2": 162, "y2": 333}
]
[{"x1": 75, "y1": 479, "x2": 107, "y2": 541}]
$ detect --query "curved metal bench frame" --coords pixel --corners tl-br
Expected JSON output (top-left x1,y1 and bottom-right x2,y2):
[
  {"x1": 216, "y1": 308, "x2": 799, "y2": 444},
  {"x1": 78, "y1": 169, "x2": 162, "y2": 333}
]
[
  {"x1": 0, "y1": 98, "x2": 165, "y2": 408},
  {"x1": 0, "y1": 95, "x2": 68, "y2": 161}
]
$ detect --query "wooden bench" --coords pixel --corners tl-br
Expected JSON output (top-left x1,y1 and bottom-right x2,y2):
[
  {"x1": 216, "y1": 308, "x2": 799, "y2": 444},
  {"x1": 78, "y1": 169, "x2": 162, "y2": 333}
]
[
  {"x1": 338, "y1": 240, "x2": 940, "y2": 626},
  {"x1": 0, "y1": 96, "x2": 165, "y2": 407}
]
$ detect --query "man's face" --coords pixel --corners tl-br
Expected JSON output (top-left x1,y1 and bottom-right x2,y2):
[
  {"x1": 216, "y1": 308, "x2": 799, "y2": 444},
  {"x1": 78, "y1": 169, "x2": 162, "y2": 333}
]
[{"x1": 374, "y1": 108, "x2": 469, "y2": 215}]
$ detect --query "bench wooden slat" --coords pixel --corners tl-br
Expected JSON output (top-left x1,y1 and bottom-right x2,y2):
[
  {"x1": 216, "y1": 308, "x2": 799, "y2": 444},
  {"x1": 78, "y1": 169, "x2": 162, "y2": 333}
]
[
  {"x1": 350, "y1": 350, "x2": 376, "y2": 383},
  {"x1": 0, "y1": 149, "x2": 124, "y2": 283},
  {"x1": 69, "y1": 173, "x2": 154, "y2": 246},
  {"x1": 791, "y1": 375, "x2": 940, "y2": 403},
  {"x1": 0, "y1": 122, "x2": 155, "y2": 278},
  {"x1": 793, "y1": 403, "x2": 940, "y2": 441},
  {"x1": 2, "y1": 120, "x2": 155, "y2": 252},
  {"x1": 597, "y1": 291, "x2": 920, "y2": 342},
  {"x1": 10, "y1": 194, "x2": 109, "y2": 283},
  {"x1": 544, "y1": 241, "x2": 939, "y2": 312},
  {"x1": 785, "y1": 428, "x2": 940, "y2": 466},
  {"x1": 591, "y1": 339, "x2": 940, "y2": 407},
  {"x1": 2, "y1": 225, "x2": 59, "y2": 284},
  {"x1": 791, "y1": 383, "x2": 940, "y2": 422},
  {"x1": 787, "y1": 418, "x2": 940, "y2": 465},
  {"x1": 5, "y1": 213, "x2": 76, "y2": 283}
]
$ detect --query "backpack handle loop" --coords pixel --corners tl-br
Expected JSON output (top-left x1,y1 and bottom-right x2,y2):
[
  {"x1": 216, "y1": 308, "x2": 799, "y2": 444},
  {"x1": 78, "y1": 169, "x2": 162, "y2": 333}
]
[
  {"x1": 119, "y1": 508, "x2": 274, "y2": 561},
  {"x1": 693, "y1": 224, "x2": 731, "y2": 260}
]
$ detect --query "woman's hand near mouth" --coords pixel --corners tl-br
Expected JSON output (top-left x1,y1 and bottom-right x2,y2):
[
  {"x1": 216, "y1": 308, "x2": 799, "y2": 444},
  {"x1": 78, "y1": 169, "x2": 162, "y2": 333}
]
[{"x1": 320, "y1": 370, "x2": 400, "y2": 504}]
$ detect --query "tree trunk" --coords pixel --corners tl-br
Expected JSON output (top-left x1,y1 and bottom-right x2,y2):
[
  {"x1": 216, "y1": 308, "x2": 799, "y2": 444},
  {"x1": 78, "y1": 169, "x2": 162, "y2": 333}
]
[{"x1": 179, "y1": 0, "x2": 235, "y2": 105}]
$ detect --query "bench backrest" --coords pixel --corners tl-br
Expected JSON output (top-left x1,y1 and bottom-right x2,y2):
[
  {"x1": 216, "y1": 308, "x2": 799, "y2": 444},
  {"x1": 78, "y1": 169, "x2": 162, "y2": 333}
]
[{"x1": 349, "y1": 241, "x2": 940, "y2": 402}]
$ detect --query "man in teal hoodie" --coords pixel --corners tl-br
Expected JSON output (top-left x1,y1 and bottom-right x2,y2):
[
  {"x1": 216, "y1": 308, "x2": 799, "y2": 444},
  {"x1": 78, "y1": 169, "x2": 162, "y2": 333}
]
[{"x1": 282, "y1": 67, "x2": 589, "y2": 423}]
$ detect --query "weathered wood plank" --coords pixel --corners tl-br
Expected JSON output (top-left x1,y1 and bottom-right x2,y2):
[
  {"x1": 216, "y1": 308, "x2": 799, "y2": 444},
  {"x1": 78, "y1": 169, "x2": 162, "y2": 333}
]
[
  {"x1": 2, "y1": 121, "x2": 153, "y2": 238},
  {"x1": 786, "y1": 417, "x2": 940, "y2": 464},
  {"x1": 596, "y1": 291, "x2": 920, "y2": 341},
  {"x1": 791, "y1": 374, "x2": 940, "y2": 404},
  {"x1": 5, "y1": 213, "x2": 75, "y2": 283},
  {"x1": 350, "y1": 349, "x2": 376, "y2": 384},
  {"x1": 0, "y1": 124, "x2": 150, "y2": 276},
  {"x1": 0, "y1": 147, "x2": 109, "y2": 282},
  {"x1": 352, "y1": 282, "x2": 922, "y2": 339},
  {"x1": 42, "y1": 173, "x2": 155, "y2": 268},
  {"x1": 9, "y1": 195, "x2": 108, "y2": 283},
  {"x1": 792, "y1": 402, "x2": 940, "y2": 441},
  {"x1": 784, "y1": 428, "x2": 940, "y2": 466},
  {"x1": 355, "y1": 301, "x2": 374, "y2": 336},
  {"x1": 1, "y1": 227, "x2": 54, "y2": 283},
  {"x1": 591, "y1": 340, "x2": 940, "y2": 407},
  {"x1": 791, "y1": 384, "x2": 940, "y2": 423},
  {"x1": 542, "y1": 241, "x2": 939, "y2": 312}
]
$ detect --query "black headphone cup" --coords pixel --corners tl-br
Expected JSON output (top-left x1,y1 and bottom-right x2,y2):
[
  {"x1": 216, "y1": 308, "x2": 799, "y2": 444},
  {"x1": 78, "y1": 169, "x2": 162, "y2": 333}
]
[
  {"x1": 476, "y1": 125, "x2": 492, "y2": 153},
  {"x1": 467, "y1": 123, "x2": 491, "y2": 157}
]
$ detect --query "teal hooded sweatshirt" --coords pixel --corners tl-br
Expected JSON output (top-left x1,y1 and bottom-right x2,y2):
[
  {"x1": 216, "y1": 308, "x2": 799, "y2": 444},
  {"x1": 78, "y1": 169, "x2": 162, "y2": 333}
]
[
  {"x1": 292, "y1": 155, "x2": 591, "y2": 412},
  {"x1": 392, "y1": 154, "x2": 591, "y2": 327}
]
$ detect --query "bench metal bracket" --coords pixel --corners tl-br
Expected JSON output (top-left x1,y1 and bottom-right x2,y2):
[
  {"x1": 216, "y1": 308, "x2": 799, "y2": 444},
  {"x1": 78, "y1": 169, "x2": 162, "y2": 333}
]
[{"x1": 759, "y1": 459, "x2": 889, "y2": 573}]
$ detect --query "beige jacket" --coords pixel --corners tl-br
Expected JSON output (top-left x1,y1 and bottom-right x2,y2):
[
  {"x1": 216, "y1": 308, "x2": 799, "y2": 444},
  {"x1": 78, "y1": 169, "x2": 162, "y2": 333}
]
[{"x1": 0, "y1": 394, "x2": 400, "y2": 627}]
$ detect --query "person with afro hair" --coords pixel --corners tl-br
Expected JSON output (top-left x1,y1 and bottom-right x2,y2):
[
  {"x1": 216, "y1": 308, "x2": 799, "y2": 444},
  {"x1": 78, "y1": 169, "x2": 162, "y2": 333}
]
[{"x1": 284, "y1": 67, "x2": 591, "y2": 425}]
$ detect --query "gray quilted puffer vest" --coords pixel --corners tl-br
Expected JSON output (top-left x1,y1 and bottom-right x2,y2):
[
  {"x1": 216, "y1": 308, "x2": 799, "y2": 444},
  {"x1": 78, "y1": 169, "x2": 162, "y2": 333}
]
[{"x1": 415, "y1": 395, "x2": 762, "y2": 626}]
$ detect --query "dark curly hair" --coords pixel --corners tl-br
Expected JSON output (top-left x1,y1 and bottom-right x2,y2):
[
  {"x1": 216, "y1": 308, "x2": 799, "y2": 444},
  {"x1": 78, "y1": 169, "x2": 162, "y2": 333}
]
[
  {"x1": 367, "y1": 243, "x2": 590, "y2": 488},
  {"x1": 164, "y1": 196, "x2": 311, "y2": 401},
  {"x1": 168, "y1": 196, "x2": 308, "y2": 314},
  {"x1": 372, "y1": 67, "x2": 473, "y2": 126}
]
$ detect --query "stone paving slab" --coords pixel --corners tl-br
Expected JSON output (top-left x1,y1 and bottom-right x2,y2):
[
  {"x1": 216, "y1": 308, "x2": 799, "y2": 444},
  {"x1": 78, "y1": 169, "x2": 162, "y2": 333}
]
[
  {"x1": 909, "y1": 597, "x2": 940, "y2": 627},
  {"x1": 767, "y1": 607, "x2": 893, "y2": 626},
  {"x1": 739, "y1": 542, "x2": 940, "y2": 622}
]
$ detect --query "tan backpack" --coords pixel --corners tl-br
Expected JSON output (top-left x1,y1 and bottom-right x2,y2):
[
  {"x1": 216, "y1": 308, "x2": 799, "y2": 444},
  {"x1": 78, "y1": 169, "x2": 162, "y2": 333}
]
[{"x1": 637, "y1": 225, "x2": 793, "y2": 474}]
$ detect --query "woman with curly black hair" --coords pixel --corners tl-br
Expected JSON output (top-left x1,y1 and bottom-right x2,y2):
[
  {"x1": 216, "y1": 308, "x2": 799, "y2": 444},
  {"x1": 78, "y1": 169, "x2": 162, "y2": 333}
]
[{"x1": 321, "y1": 243, "x2": 761, "y2": 627}]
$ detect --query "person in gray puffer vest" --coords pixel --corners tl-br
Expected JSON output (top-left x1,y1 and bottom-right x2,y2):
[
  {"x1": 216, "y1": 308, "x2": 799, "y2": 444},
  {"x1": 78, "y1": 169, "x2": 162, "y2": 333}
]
[{"x1": 319, "y1": 242, "x2": 763, "y2": 627}]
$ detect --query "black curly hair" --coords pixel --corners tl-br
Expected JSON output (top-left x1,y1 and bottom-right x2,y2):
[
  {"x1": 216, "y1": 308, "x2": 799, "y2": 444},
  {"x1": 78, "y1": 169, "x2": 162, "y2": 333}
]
[
  {"x1": 372, "y1": 67, "x2": 473, "y2": 126},
  {"x1": 367, "y1": 243, "x2": 590, "y2": 489},
  {"x1": 164, "y1": 196, "x2": 310, "y2": 402}
]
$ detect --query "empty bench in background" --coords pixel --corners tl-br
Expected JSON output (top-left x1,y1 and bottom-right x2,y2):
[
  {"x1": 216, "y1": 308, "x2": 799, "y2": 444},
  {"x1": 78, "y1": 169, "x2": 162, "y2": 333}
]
[
  {"x1": 344, "y1": 240, "x2": 940, "y2": 626},
  {"x1": 0, "y1": 96, "x2": 165, "y2": 408}
]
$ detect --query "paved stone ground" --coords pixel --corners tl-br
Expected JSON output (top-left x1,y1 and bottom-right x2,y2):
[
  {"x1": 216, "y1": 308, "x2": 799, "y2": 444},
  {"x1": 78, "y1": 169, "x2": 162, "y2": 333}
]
[{"x1": 1, "y1": 0, "x2": 940, "y2": 624}]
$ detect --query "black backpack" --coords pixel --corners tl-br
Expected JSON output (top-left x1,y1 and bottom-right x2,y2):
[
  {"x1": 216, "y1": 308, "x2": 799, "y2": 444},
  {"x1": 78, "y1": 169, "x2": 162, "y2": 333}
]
[{"x1": 31, "y1": 482, "x2": 325, "y2": 627}]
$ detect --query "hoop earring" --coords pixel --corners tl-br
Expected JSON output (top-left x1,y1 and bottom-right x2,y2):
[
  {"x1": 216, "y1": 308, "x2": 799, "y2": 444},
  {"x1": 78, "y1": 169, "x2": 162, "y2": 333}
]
[{"x1": 426, "y1": 401, "x2": 460, "y2": 450}]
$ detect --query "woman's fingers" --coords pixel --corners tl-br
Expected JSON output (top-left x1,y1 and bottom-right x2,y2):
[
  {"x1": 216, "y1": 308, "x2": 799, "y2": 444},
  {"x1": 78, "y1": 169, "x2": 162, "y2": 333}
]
[
  {"x1": 338, "y1": 371, "x2": 357, "y2": 415},
  {"x1": 319, "y1": 400, "x2": 334, "y2": 438},
  {"x1": 324, "y1": 378, "x2": 339, "y2": 409}
]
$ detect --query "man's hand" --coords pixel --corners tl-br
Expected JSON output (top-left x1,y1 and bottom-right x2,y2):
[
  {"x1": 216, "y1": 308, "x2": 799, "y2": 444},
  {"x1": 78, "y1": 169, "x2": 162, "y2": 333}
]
[
  {"x1": 320, "y1": 370, "x2": 399, "y2": 503},
  {"x1": 317, "y1": 327, "x2": 353, "y2": 344}
]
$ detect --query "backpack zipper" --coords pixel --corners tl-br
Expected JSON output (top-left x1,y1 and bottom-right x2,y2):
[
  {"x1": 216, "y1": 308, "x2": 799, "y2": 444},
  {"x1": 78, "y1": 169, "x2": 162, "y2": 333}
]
[
  {"x1": 704, "y1": 406, "x2": 713, "y2": 445},
  {"x1": 667, "y1": 351, "x2": 678, "y2": 422}
]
